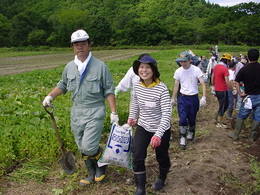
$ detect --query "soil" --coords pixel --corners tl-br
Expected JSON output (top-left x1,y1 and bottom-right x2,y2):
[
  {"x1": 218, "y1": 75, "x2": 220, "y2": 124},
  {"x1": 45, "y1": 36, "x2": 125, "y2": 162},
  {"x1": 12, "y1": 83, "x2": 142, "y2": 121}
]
[
  {"x1": 0, "y1": 51, "x2": 259, "y2": 195},
  {"x1": 0, "y1": 50, "x2": 156, "y2": 76}
]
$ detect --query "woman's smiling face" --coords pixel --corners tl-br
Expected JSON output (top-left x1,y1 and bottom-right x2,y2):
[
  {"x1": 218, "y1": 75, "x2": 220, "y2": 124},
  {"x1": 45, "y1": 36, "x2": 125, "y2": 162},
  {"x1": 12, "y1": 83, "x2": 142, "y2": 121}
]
[{"x1": 138, "y1": 63, "x2": 153, "y2": 82}]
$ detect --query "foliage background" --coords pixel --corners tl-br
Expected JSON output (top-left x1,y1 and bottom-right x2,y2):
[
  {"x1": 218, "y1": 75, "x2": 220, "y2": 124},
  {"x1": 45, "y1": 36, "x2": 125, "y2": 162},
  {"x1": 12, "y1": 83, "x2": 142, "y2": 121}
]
[{"x1": 0, "y1": 0, "x2": 259, "y2": 47}]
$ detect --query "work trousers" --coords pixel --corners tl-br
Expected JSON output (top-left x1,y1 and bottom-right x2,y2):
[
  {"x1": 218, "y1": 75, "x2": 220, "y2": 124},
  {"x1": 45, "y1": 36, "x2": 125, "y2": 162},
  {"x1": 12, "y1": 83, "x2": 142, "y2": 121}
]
[
  {"x1": 177, "y1": 94, "x2": 199, "y2": 126},
  {"x1": 132, "y1": 125, "x2": 171, "y2": 173},
  {"x1": 215, "y1": 91, "x2": 229, "y2": 116}
]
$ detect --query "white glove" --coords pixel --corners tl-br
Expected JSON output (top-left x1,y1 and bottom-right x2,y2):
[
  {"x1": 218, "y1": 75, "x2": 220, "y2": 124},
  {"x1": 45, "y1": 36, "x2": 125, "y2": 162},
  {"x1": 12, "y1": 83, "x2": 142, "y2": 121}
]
[
  {"x1": 110, "y1": 113, "x2": 119, "y2": 124},
  {"x1": 232, "y1": 90, "x2": 237, "y2": 95},
  {"x1": 210, "y1": 86, "x2": 216, "y2": 95},
  {"x1": 114, "y1": 89, "x2": 120, "y2": 97},
  {"x1": 171, "y1": 98, "x2": 177, "y2": 106},
  {"x1": 122, "y1": 123, "x2": 131, "y2": 129},
  {"x1": 200, "y1": 96, "x2": 206, "y2": 107},
  {"x1": 43, "y1": 95, "x2": 53, "y2": 107}
]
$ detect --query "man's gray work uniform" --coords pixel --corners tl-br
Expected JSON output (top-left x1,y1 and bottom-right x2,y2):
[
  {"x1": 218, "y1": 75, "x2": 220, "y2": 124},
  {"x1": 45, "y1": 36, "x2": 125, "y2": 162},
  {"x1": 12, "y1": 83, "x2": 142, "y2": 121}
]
[{"x1": 57, "y1": 56, "x2": 114, "y2": 156}]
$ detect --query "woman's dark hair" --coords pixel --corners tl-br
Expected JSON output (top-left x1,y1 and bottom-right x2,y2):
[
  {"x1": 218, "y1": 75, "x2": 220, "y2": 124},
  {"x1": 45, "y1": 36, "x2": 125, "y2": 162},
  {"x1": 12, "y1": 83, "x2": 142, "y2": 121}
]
[
  {"x1": 228, "y1": 62, "x2": 236, "y2": 68},
  {"x1": 220, "y1": 58, "x2": 229, "y2": 65},
  {"x1": 139, "y1": 63, "x2": 160, "y2": 83}
]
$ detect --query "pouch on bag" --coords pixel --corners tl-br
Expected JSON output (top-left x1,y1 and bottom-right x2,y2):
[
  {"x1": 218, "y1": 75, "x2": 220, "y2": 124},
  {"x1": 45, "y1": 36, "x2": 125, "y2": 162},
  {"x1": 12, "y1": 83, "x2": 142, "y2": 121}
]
[{"x1": 98, "y1": 123, "x2": 133, "y2": 169}]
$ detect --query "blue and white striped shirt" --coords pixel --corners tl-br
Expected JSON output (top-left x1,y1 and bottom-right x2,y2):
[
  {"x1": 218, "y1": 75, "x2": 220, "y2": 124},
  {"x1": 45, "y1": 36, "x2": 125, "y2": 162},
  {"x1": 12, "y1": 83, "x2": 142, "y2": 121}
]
[{"x1": 129, "y1": 81, "x2": 172, "y2": 138}]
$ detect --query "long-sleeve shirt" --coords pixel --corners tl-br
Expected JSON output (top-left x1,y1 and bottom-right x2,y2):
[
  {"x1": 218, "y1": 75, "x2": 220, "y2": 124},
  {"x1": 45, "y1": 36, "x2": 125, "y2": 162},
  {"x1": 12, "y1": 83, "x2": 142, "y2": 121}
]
[
  {"x1": 129, "y1": 80, "x2": 172, "y2": 138},
  {"x1": 115, "y1": 67, "x2": 139, "y2": 96},
  {"x1": 57, "y1": 56, "x2": 114, "y2": 107}
]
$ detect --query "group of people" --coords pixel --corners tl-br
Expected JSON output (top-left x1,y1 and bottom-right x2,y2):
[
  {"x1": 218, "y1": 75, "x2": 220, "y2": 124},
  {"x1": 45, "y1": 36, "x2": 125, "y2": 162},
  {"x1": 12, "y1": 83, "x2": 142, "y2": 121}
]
[{"x1": 42, "y1": 29, "x2": 259, "y2": 195}]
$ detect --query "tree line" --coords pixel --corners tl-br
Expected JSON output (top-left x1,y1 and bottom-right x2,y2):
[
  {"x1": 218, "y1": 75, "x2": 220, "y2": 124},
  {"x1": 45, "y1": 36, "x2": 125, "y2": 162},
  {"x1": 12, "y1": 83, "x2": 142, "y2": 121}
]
[{"x1": 0, "y1": 0, "x2": 259, "y2": 47}]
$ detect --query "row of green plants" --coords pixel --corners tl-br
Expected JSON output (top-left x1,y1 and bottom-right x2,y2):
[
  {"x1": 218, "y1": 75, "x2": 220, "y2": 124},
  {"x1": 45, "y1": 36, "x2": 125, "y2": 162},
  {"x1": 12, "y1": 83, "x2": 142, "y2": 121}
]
[
  {"x1": 0, "y1": 44, "x2": 253, "y2": 58},
  {"x1": 0, "y1": 48, "x2": 259, "y2": 194}
]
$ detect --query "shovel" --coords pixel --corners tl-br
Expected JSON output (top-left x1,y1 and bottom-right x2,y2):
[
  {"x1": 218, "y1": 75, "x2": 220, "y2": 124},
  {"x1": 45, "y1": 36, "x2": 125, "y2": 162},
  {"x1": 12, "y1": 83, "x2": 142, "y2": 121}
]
[{"x1": 44, "y1": 106, "x2": 75, "y2": 175}]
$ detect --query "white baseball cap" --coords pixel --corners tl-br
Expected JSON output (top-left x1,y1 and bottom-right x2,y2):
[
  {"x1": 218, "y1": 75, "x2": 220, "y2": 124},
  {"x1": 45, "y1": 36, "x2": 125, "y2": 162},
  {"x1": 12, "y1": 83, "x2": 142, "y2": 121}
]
[{"x1": 71, "y1": 30, "x2": 89, "y2": 43}]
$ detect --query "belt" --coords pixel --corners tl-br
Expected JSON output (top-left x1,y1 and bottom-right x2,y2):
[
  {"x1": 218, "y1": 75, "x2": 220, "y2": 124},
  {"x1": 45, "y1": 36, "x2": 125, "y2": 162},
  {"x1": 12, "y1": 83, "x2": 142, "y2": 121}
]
[{"x1": 180, "y1": 93, "x2": 198, "y2": 97}]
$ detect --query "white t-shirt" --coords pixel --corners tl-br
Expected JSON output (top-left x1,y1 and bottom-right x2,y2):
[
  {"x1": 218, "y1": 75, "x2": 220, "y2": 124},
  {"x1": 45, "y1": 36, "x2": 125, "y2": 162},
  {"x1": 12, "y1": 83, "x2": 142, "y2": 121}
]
[
  {"x1": 174, "y1": 65, "x2": 203, "y2": 95},
  {"x1": 234, "y1": 62, "x2": 244, "y2": 77},
  {"x1": 228, "y1": 69, "x2": 235, "y2": 81}
]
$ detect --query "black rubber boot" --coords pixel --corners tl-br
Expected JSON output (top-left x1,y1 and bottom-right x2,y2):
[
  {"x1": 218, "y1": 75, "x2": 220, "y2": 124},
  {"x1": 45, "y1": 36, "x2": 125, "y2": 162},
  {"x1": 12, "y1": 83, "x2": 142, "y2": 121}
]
[
  {"x1": 94, "y1": 147, "x2": 107, "y2": 182},
  {"x1": 227, "y1": 118, "x2": 244, "y2": 140},
  {"x1": 187, "y1": 125, "x2": 196, "y2": 141},
  {"x1": 134, "y1": 173, "x2": 146, "y2": 195},
  {"x1": 152, "y1": 167, "x2": 168, "y2": 191},
  {"x1": 80, "y1": 155, "x2": 96, "y2": 185},
  {"x1": 226, "y1": 108, "x2": 233, "y2": 119},
  {"x1": 179, "y1": 126, "x2": 188, "y2": 150},
  {"x1": 249, "y1": 120, "x2": 260, "y2": 141}
]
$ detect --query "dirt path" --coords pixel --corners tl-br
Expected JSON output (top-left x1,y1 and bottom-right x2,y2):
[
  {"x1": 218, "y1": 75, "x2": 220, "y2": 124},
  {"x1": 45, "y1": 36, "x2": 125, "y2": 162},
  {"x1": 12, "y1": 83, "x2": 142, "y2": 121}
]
[
  {"x1": 0, "y1": 50, "x2": 156, "y2": 75},
  {"x1": 1, "y1": 51, "x2": 259, "y2": 194}
]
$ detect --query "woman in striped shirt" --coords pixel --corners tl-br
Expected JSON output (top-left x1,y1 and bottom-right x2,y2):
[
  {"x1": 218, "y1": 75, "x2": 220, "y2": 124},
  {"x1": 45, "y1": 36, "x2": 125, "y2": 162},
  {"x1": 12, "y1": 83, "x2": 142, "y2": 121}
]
[{"x1": 127, "y1": 55, "x2": 172, "y2": 194}]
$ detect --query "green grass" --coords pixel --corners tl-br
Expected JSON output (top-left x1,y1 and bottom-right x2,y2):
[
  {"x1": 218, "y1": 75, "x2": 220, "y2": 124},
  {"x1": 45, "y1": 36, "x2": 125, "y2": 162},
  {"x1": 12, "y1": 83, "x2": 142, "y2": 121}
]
[{"x1": 0, "y1": 47, "x2": 258, "y2": 192}]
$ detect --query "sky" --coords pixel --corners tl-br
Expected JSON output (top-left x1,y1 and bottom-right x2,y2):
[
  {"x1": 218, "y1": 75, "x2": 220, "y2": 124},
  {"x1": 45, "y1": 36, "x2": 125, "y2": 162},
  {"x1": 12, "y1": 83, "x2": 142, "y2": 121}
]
[{"x1": 207, "y1": 0, "x2": 259, "y2": 7}]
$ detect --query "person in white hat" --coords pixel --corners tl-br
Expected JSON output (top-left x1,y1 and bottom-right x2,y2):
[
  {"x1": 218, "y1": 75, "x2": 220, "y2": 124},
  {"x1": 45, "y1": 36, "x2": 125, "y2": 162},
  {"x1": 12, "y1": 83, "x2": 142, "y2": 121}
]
[
  {"x1": 43, "y1": 29, "x2": 119, "y2": 185},
  {"x1": 171, "y1": 51, "x2": 207, "y2": 150},
  {"x1": 206, "y1": 56, "x2": 217, "y2": 86}
]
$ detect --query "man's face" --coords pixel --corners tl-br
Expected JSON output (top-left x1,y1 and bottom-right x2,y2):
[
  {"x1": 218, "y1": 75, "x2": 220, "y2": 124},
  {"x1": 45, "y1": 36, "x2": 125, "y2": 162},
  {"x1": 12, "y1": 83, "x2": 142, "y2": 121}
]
[
  {"x1": 180, "y1": 60, "x2": 191, "y2": 69},
  {"x1": 72, "y1": 41, "x2": 90, "y2": 58}
]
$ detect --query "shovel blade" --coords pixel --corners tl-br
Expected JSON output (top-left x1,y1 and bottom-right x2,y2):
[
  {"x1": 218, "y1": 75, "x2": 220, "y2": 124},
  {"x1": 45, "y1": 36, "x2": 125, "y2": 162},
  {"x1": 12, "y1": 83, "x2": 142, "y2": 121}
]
[{"x1": 58, "y1": 151, "x2": 76, "y2": 175}]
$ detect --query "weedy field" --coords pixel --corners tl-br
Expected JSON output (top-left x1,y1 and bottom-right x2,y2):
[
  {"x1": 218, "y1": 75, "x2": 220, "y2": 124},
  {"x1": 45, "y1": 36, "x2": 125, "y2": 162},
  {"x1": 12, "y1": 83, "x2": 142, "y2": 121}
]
[{"x1": 0, "y1": 48, "x2": 259, "y2": 194}]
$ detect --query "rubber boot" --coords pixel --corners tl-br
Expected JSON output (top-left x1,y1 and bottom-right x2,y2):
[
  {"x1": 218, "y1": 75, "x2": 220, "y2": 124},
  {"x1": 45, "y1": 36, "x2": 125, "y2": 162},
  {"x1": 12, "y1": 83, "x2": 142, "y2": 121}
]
[
  {"x1": 135, "y1": 173, "x2": 146, "y2": 195},
  {"x1": 80, "y1": 155, "x2": 96, "y2": 185},
  {"x1": 227, "y1": 118, "x2": 244, "y2": 140},
  {"x1": 187, "y1": 125, "x2": 196, "y2": 141},
  {"x1": 226, "y1": 108, "x2": 233, "y2": 119},
  {"x1": 179, "y1": 126, "x2": 188, "y2": 150},
  {"x1": 94, "y1": 147, "x2": 107, "y2": 182},
  {"x1": 152, "y1": 167, "x2": 168, "y2": 191},
  {"x1": 134, "y1": 173, "x2": 146, "y2": 195},
  {"x1": 249, "y1": 120, "x2": 260, "y2": 141},
  {"x1": 214, "y1": 113, "x2": 218, "y2": 124},
  {"x1": 226, "y1": 108, "x2": 235, "y2": 129}
]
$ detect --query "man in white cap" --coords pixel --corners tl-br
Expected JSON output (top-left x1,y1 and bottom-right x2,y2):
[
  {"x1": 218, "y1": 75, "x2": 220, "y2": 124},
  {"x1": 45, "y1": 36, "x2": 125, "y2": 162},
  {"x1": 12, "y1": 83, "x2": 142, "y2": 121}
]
[{"x1": 43, "y1": 29, "x2": 119, "y2": 185}]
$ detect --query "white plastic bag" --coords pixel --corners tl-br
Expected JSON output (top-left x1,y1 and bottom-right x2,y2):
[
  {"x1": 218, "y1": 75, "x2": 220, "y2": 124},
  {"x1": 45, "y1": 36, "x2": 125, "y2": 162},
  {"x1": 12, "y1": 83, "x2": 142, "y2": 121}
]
[
  {"x1": 203, "y1": 73, "x2": 208, "y2": 83},
  {"x1": 98, "y1": 123, "x2": 133, "y2": 169},
  {"x1": 243, "y1": 96, "x2": 252, "y2": 109}
]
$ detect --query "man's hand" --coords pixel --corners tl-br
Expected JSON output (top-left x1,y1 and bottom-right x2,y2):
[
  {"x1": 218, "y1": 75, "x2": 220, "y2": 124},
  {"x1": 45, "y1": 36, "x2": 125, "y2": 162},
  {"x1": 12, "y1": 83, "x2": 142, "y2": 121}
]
[
  {"x1": 200, "y1": 96, "x2": 206, "y2": 108},
  {"x1": 110, "y1": 113, "x2": 119, "y2": 124},
  {"x1": 114, "y1": 89, "x2": 120, "y2": 97},
  {"x1": 43, "y1": 96, "x2": 53, "y2": 107},
  {"x1": 171, "y1": 98, "x2": 177, "y2": 106},
  {"x1": 150, "y1": 135, "x2": 161, "y2": 150}
]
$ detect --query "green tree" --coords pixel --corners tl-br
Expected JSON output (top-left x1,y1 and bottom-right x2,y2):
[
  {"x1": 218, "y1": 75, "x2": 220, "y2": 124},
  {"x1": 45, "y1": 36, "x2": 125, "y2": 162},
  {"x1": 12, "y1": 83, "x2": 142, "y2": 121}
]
[
  {"x1": 0, "y1": 14, "x2": 11, "y2": 47},
  {"x1": 87, "y1": 16, "x2": 112, "y2": 46},
  {"x1": 10, "y1": 10, "x2": 50, "y2": 46},
  {"x1": 27, "y1": 29, "x2": 47, "y2": 46},
  {"x1": 124, "y1": 18, "x2": 167, "y2": 46},
  {"x1": 47, "y1": 9, "x2": 90, "y2": 47}
]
